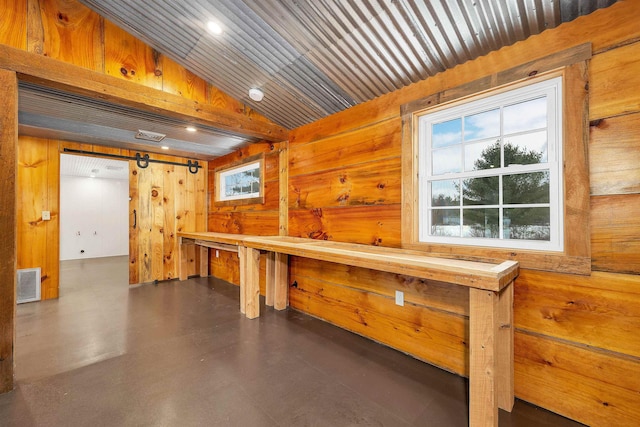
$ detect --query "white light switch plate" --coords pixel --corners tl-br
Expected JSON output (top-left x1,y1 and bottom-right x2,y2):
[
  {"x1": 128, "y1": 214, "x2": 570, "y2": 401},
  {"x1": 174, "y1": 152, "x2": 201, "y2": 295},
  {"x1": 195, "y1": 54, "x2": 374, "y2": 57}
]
[{"x1": 42, "y1": 211, "x2": 51, "y2": 221}]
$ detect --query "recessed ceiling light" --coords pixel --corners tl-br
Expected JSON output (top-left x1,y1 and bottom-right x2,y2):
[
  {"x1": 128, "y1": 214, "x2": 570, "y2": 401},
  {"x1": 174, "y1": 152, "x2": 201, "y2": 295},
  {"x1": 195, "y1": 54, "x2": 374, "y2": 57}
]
[
  {"x1": 186, "y1": 126, "x2": 197, "y2": 132},
  {"x1": 207, "y1": 21, "x2": 223, "y2": 35},
  {"x1": 161, "y1": 146, "x2": 169, "y2": 150},
  {"x1": 249, "y1": 88, "x2": 264, "y2": 102}
]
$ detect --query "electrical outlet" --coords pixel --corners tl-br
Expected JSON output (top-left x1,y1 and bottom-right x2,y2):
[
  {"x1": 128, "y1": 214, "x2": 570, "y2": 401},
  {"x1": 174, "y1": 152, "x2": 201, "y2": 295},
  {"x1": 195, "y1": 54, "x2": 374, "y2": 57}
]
[
  {"x1": 395, "y1": 290, "x2": 404, "y2": 306},
  {"x1": 42, "y1": 211, "x2": 51, "y2": 221}
]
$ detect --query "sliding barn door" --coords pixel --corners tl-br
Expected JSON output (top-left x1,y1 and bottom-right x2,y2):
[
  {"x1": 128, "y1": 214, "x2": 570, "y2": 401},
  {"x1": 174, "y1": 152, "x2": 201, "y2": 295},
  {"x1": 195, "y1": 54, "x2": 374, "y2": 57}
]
[{"x1": 129, "y1": 158, "x2": 207, "y2": 284}]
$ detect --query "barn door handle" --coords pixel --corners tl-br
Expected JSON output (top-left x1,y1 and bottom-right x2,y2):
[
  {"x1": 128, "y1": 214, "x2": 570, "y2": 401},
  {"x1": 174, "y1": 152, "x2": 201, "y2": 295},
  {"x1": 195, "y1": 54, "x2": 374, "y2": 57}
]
[{"x1": 133, "y1": 209, "x2": 137, "y2": 229}]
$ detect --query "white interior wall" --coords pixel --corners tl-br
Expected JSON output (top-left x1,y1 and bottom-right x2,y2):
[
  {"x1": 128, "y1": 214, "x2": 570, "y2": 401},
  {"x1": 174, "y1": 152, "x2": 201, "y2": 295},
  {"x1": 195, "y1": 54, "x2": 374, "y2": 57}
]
[{"x1": 60, "y1": 175, "x2": 129, "y2": 260}]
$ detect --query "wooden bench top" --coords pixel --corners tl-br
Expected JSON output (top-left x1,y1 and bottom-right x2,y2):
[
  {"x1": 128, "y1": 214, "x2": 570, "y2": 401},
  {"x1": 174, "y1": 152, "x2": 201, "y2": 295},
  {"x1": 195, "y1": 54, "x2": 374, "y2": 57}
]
[{"x1": 178, "y1": 233, "x2": 519, "y2": 292}]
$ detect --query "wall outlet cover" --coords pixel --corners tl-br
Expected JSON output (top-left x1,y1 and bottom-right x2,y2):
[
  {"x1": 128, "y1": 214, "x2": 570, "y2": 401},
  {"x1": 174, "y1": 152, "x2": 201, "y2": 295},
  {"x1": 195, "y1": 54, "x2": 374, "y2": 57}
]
[{"x1": 395, "y1": 290, "x2": 404, "y2": 306}]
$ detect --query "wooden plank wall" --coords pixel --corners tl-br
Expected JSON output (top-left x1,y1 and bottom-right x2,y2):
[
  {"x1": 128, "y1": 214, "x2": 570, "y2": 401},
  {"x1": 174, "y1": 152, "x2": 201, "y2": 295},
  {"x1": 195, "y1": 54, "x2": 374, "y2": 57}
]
[
  {"x1": 208, "y1": 2, "x2": 640, "y2": 426},
  {"x1": 3, "y1": 0, "x2": 275, "y2": 297},
  {"x1": 128, "y1": 151, "x2": 207, "y2": 284},
  {"x1": 207, "y1": 141, "x2": 282, "y2": 296},
  {"x1": 15, "y1": 137, "x2": 207, "y2": 297},
  {"x1": 16, "y1": 136, "x2": 60, "y2": 299}
]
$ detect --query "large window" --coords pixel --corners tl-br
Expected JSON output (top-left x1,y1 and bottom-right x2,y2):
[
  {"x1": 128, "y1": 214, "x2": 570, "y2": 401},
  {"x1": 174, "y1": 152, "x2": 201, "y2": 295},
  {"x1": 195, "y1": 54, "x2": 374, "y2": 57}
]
[{"x1": 418, "y1": 77, "x2": 563, "y2": 251}]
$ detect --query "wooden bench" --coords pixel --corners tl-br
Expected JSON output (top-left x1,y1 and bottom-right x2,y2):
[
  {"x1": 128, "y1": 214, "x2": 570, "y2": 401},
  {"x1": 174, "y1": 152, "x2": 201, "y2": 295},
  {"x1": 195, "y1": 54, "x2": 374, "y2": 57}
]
[{"x1": 177, "y1": 232, "x2": 519, "y2": 427}]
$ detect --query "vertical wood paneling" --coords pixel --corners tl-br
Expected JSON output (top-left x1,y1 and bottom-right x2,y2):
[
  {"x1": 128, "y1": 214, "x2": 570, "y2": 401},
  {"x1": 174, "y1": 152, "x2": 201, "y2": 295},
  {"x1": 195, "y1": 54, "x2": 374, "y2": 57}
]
[
  {"x1": 17, "y1": 136, "x2": 59, "y2": 299},
  {"x1": 162, "y1": 165, "x2": 176, "y2": 280},
  {"x1": 0, "y1": 69, "x2": 17, "y2": 393},
  {"x1": 27, "y1": 0, "x2": 104, "y2": 70},
  {"x1": 150, "y1": 164, "x2": 164, "y2": 281},
  {"x1": 128, "y1": 161, "x2": 139, "y2": 284},
  {"x1": 185, "y1": 166, "x2": 197, "y2": 276},
  {"x1": 137, "y1": 160, "x2": 152, "y2": 283},
  {"x1": 43, "y1": 139, "x2": 59, "y2": 299},
  {"x1": 129, "y1": 157, "x2": 206, "y2": 283}
]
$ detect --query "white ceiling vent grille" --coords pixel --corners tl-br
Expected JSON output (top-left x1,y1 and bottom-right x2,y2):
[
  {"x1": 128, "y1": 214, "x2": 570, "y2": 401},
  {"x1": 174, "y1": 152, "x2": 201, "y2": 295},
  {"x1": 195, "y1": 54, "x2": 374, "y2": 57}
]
[
  {"x1": 135, "y1": 129, "x2": 166, "y2": 142},
  {"x1": 17, "y1": 267, "x2": 41, "y2": 304}
]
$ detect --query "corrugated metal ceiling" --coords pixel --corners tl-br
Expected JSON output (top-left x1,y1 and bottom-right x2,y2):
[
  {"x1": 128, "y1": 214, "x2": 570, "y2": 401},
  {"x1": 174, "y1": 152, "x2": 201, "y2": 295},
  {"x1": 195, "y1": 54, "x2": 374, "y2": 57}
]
[
  {"x1": 19, "y1": 81, "x2": 257, "y2": 159},
  {"x1": 78, "y1": 0, "x2": 617, "y2": 130}
]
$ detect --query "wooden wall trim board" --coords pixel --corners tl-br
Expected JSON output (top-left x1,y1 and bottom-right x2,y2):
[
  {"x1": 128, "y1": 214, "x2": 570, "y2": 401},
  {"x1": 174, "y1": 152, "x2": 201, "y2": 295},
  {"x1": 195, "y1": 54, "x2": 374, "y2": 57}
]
[
  {"x1": 0, "y1": 69, "x2": 18, "y2": 393},
  {"x1": 279, "y1": 140, "x2": 289, "y2": 237},
  {"x1": 0, "y1": 43, "x2": 288, "y2": 142}
]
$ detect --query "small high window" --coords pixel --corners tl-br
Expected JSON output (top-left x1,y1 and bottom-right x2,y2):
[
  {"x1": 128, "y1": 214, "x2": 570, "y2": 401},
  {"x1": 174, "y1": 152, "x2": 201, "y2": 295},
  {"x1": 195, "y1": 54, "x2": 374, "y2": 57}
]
[
  {"x1": 417, "y1": 77, "x2": 563, "y2": 251},
  {"x1": 214, "y1": 155, "x2": 265, "y2": 206}
]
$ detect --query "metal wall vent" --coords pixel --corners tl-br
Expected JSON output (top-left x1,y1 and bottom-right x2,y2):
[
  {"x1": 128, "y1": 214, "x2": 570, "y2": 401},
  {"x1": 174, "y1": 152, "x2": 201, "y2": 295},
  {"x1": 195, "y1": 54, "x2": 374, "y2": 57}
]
[
  {"x1": 135, "y1": 129, "x2": 166, "y2": 142},
  {"x1": 17, "y1": 267, "x2": 41, "y2": 304}
]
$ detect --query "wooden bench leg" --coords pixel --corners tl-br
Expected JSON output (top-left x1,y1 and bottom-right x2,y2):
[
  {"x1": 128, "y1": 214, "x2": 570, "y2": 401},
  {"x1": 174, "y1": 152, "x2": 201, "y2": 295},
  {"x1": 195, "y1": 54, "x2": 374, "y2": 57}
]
[
  {"x1": 265, "y1": 252, "x2": 275, "y2": 307},
  {"x1": 497, "y1": 282, "x2": 514, "y2": 412},
  {"x1": 199, "y1": 246, "x2": 209, "y2": 277},
  {"x1": 273, "y1": 253, "x2": 288, "y2": 310},
  {"x1": 238, "y1": 247, "x2": 246, "y2": 314},
  {"x1": 469, "y1": 288, "x2": 499, "y2": 427},
  {"x1": 178, "y1": 238, "x2": 188, "y2": 281},
  {"x1": 244, "y1": 247, "x2": 261, "y2": 319}
]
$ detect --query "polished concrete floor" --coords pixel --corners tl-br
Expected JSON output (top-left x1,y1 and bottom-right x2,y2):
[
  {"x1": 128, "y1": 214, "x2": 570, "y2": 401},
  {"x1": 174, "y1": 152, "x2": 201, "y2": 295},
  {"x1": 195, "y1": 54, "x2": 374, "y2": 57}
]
[{"x1": 0, "y1": 256, "x2": 585, "y2": 426}]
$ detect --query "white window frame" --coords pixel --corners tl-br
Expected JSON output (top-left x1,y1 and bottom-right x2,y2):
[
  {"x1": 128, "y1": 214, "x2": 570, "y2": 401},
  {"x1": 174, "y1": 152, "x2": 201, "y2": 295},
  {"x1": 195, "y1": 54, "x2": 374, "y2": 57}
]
[
  {"x1": 216, "y1": 159, "x2": 263, "y2": 203},
  {"x1": 417, "y1": 76, "x2": 563, "y2": 252}
]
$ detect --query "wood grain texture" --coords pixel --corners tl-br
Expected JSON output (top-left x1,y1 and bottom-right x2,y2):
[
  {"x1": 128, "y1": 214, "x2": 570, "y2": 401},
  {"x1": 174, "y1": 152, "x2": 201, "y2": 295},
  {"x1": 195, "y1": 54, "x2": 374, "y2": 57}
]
[
  {"x1": 289, "y1": 274, "x2": 469, "y2": 375},
  {"x1": 289, "y1": 119, "x2": 401, "y2": 178},
  {"x1": 161, "y1": 56, "x2": 207, "y2": 103},
  {"x1": 104, "y1": 20, "x2": 161, "y2": 89},
  {"x1": 590, "y1": 40, "x2": 640, "y2": 121},
  {"x1": 469, "y1": 288, "x2": 498, "y2": 427},
  {"x1": 43, "y1": 138, "x2": 59, "y2": 299},
  {"x1": 0, "y1": 43, "x2": 287, "y2": 141},
  {"x1": 290, "y1": 156, "x2": 401, "y2": 209},
  {"x1": 244, "y1": 247, "x2": 260, "y2": 319},
  {"x1": 514, "y1": 269, "x2": 640, "y2": 357},
  {"x1": 288, "y1": 204, "x2": 401, "y2": 246},
  {"x1": 208, "y1": 211, "x2": 279, "y2": 235},
  {"x1": 279, "y1": 140, "x2": 289, "y2": 236},
  {"x1": 17, "y1": 136, "x2": 59, "y2": 299},
  {"x1": 243, "y1": 235, "x2": 518, "y2": 291},
  {"x1": 162, "y1": 165, "x2": 176, "y2": 279},
  {"x1": 561, "y1": 62, "x2": 591, "y2": 260},
  {"x1": 128, "y1": 161, "x2": 139, "y2": 284},
  {"x1": 0, "y1": 0, "x2": 27, "y2": 48},
  {"x1": 289, "y1": 256, "x2": 468, "y2": 316},
  {"x1": 0, "y1": 69, "x2": 18, "y2": 394},
  {"x1": 210, "y1": 249, "x2": 240, "y2": 285},
  {"x1": 515, "y1": 332, "x2": 640, "y2": 427},
  {"x1": 27, "y1": 0, "x2": 104, "y2": 70},
  {"x1": 589, "y1": 113, "x2": 640, "y2": 196},
  {"x1": 591, "y1": 194, "x2": 640, "y2": 274}
]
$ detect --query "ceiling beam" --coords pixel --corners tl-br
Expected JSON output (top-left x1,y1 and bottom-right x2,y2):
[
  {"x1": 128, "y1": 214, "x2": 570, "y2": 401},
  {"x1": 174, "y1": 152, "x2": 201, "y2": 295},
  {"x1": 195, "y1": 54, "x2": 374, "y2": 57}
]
[{"x1": 0, "y1": 44, "x2": 289, "y2": 142}]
